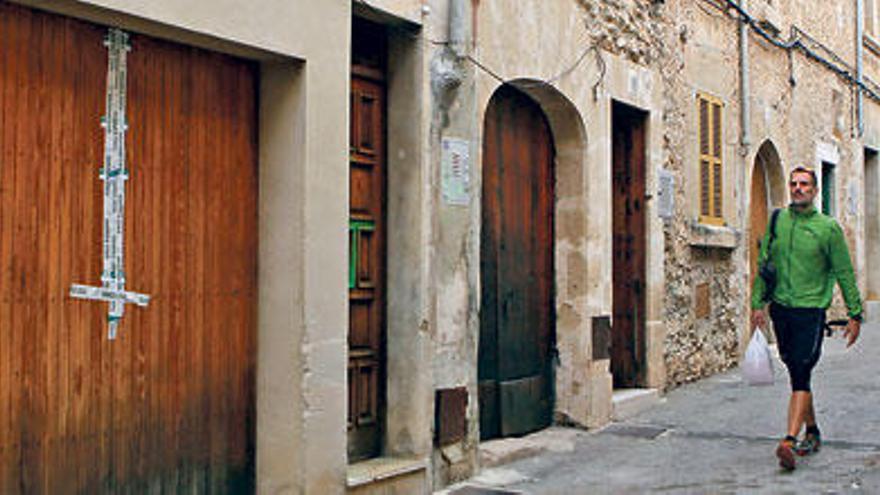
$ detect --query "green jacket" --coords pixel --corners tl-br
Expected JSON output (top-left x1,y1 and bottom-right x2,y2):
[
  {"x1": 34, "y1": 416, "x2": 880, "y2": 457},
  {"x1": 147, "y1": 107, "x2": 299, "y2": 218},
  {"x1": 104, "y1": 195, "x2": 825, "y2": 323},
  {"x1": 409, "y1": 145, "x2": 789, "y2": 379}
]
[{"x1": 751, "y1": 205, "x2": 862, "y2": 317}]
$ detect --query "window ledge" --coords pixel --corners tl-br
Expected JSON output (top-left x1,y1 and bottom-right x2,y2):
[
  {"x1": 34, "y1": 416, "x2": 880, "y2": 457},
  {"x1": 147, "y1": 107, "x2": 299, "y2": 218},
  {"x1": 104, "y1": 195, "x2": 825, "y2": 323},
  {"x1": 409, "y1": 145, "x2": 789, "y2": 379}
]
[
  {"x1": 687, "y1": 222, "x2": 739, "y2": 249},
  {"x1": 346, "y1": 456, "x2": 427, "y2": 488}
]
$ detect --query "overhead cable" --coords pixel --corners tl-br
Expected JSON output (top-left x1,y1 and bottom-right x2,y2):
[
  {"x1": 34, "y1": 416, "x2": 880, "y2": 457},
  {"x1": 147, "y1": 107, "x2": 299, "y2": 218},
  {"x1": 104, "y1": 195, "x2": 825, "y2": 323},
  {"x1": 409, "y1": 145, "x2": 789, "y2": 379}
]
[{"x1": 721, "y1": 0, "x2": 880, "y2": 104}]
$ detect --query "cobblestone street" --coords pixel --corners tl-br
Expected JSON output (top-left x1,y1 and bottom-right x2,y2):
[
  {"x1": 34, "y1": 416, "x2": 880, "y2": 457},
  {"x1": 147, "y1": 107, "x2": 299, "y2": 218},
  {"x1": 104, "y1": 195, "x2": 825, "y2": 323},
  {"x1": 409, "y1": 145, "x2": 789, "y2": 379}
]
[{"x1": 446, "y1": 324, "x2": 880, "y2": 494}]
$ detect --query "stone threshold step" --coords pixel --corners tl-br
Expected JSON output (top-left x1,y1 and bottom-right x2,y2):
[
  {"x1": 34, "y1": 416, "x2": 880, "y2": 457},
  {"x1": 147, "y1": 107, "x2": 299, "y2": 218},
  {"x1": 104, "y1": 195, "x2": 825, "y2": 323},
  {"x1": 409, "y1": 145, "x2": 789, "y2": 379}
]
[{"x1": 612, "y1": 388, "x2": 662, "y2": 421}]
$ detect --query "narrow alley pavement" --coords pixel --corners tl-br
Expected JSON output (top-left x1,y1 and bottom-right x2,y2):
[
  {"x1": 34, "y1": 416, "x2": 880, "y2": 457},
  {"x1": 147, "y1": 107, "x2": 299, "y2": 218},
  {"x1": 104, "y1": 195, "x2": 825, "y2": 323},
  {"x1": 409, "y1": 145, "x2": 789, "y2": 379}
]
[{"x1": 445, "y1": 323, "x2": 880, "y2": 494}]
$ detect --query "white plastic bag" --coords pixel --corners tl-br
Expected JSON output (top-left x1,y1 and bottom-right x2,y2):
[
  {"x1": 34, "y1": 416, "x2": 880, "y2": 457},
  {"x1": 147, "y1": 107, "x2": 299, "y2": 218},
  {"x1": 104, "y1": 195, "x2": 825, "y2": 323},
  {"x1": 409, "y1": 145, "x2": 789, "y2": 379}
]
[{"x1": 742, "y1": 328, "x2": 774, "y2": 386}]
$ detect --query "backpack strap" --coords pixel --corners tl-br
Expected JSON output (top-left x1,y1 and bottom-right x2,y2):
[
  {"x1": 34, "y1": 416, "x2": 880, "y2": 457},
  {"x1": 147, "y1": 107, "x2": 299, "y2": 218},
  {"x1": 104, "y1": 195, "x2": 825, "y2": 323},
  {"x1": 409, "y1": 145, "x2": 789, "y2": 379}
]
[{"x1": 767, "y1": 208, "x2": 781, "y2": 252}]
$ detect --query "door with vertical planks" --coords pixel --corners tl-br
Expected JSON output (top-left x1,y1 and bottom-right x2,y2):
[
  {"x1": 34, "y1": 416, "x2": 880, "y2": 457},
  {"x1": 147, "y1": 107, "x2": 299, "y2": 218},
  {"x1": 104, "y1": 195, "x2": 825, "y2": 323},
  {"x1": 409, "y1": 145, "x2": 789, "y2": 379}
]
[
  {"x1": 0, "y1": 3, "x2": 257, "y2": 492},
  {"x1": 611, "y1": 102, "x2": 647, "y2": 388},
  {"x1": 750, "y1": 157, "x2": 769, "y2": 297},
  {"x1": 479, "y1": 85, "x2": 555, "y2": 440},
  {"x1": 348, "y1": 18, "x2": 387, "y2": 462}
]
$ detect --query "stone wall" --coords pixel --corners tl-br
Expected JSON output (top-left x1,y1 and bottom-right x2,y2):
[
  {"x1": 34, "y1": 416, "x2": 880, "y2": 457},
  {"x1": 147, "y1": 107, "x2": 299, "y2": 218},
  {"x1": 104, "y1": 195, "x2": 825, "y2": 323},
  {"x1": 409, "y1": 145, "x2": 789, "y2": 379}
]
[
  {"x1": 574, "y1": 0, "x2": 868, "y2": 387},
  {"x1": 573, "y1": 0, "x2": 746, "y2": 386}
]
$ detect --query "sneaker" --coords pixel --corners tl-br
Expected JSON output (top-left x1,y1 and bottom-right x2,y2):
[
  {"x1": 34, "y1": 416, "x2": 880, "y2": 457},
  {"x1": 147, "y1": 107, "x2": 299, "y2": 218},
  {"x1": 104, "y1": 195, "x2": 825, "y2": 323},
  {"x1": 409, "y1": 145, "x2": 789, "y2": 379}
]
[
  {"x1": 776, "y1": 438, "x2": 796, "y2": 471},
  {"x1": 795, "y1": 433, "x2": 821, "y2": 456}
]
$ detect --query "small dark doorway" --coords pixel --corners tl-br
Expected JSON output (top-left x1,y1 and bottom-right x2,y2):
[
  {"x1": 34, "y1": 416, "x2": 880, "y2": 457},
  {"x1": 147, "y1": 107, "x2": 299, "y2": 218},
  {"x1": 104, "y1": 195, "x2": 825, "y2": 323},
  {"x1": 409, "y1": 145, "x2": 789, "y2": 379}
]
[
  {"x1": 479, "y1": 85, "x2": 556, "y2": 440},
  {"x1": 611, "y1": 101, "x2": 648, "y2": 388}
]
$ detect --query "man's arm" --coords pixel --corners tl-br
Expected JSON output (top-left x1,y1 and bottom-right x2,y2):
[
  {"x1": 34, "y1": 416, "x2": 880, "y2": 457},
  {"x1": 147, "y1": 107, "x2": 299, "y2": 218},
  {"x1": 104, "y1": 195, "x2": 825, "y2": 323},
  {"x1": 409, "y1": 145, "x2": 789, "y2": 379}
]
[
  {"x1": 829, "y1": 220, "x2": 863, "y2": 347},
  {"x1": 828, "y1": 221, "x2": 863, "y2": 318}
]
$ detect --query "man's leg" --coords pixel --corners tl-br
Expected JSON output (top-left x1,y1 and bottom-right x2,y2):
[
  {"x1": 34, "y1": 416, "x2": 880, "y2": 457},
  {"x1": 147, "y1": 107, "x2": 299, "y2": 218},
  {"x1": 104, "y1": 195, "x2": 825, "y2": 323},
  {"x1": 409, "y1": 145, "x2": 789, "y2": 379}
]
[
  {"x1": 771, "y1": 304, "x2": 825, "y2": 470},
  {"x1": 776, "y1": 390, "x2": 810, "y2": 470},
  {"x1": 787, "y1": 391, "x2": 812, "y2": 437},
  {"x1": 803, "y1": 393, "x2": 817, "y2": 428}
]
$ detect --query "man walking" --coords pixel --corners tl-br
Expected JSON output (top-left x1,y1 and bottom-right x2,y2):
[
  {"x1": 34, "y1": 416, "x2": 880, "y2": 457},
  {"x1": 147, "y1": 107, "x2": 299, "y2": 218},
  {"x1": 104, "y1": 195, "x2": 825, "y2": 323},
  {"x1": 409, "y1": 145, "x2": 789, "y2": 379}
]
[{"x1": 751, "y1": 165, "x2": 863, "y2": 471}]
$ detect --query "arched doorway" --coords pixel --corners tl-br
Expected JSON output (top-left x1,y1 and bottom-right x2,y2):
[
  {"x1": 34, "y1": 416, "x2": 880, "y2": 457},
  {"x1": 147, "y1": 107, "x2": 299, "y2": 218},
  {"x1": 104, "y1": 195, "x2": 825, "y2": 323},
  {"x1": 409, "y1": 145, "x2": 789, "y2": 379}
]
[
  {"x1": 749, "y1": 141, "x2": 784, "y2": 306},
  {"x1": 479, "y1": 84, "x2": 555, "y2": 440}
]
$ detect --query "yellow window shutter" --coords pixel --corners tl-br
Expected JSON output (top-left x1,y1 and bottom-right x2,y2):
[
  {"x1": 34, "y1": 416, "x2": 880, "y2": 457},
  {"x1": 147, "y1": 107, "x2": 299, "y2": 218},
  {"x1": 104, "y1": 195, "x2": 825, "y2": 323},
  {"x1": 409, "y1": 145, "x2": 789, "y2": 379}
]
[
  {"x1": 700, "y1": 159, "x2": 711, "y2": 216},
  {"x1": 698, "y1": 93, "x2": 723, "y2": 225},
  {"x1": 699, "y1": 99, "x2": 710, "y2": 156},
  {"x1": 712, "y1": 101, "x2": 722, "y2": 218}
]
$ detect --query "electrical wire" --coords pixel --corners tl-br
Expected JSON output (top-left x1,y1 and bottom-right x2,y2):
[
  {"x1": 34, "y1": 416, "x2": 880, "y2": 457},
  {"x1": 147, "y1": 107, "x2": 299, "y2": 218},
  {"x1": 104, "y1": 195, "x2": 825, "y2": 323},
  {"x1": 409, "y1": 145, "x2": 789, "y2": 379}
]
[
  {"x1": 592, "y1": 45, "x2": 607, "y2": 100},
  {"x1": 694, "y1": 0, "x2": 728, "y2": 20},
  {"x1": 720, "y1": 0, "x2": 880, "y2": 104},
  {"x1": 465, "y1": 54, "x2": 506, "y2": 84},
  {"x1": 466, "y1": 45, "x2": 597, "y2": 89}
]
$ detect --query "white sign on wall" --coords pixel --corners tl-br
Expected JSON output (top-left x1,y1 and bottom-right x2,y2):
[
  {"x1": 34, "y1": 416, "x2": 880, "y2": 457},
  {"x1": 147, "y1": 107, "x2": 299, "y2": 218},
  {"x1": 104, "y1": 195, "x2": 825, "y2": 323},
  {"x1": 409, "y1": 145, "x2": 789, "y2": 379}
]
[
  {"x1": 441, "y1": 138, "x2": 471, "y2": 206},
  {"x1": 657, "y1": 169, "x2": 675, "y2": 219},
  {"x1": 848, "y1": 181, "x2": 859, "y2": 216}
]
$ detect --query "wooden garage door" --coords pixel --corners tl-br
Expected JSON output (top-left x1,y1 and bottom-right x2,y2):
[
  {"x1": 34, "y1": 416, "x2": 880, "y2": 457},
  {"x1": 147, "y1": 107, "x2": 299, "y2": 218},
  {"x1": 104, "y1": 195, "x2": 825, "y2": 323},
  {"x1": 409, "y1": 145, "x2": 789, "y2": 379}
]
[{"x1": 0, "y1": 3, "x2": 257, "y2": 493}]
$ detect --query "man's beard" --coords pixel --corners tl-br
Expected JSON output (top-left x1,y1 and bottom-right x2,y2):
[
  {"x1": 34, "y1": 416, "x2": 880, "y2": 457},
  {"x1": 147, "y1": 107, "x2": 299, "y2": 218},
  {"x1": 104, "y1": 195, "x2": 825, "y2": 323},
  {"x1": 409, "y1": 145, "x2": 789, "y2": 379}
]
[{"x1": 790, "y1": 197, "x2": 812, "y2": 208}]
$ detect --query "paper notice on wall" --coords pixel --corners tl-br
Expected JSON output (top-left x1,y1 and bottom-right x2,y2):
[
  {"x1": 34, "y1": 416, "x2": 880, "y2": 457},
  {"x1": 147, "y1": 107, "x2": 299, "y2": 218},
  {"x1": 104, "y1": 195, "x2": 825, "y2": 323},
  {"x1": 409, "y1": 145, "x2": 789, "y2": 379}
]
[
  {"x1": 848, "y1": 181, "x2": 859, "y2": 216},
  {"x1": 441, "y1": 138, "x2": 470, "y2": 206},
  {"x1": 657, "y1": 169, "x2": 675, "y2": 219}
]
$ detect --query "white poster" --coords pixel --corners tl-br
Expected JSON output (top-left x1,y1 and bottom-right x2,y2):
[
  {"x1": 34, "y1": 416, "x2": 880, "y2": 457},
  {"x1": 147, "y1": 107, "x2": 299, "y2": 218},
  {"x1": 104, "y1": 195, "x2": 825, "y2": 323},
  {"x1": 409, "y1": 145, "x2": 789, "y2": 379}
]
[{"x1": 441, "y1": 138, "x2": 471, "y2": 206}]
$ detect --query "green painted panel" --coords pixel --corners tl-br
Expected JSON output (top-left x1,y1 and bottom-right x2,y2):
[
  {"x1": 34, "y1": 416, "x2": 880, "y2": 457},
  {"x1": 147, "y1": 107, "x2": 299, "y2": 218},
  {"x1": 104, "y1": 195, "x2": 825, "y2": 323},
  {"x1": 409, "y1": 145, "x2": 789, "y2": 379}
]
[{"x1": 349, "y1": 220, "x2": 375, "y2": 289}]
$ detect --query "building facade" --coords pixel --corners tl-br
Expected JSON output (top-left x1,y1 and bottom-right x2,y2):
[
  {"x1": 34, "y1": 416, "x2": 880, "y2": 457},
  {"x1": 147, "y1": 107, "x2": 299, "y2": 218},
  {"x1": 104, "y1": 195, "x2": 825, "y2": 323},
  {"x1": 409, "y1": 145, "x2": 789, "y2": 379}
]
[{"x1": 1, "y1": 0, "x2": 878, "y2": 493}]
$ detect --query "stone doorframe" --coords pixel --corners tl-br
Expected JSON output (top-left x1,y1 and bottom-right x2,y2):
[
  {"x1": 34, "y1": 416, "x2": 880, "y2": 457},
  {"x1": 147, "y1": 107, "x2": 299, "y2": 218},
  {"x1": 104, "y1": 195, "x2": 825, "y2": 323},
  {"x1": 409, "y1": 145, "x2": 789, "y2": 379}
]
[
  {"x1": 504, "y1": 80, "x2": 590, "y2": 429},
  {"x1": 753, "y1": 140, "x2": 786, "y2": 208},
  {"x1": 742, "y1": 139, "x2": 785, "y2": 352},
  {"x1": 473, "y1": 79, "x2": 592, "y2": 428}
]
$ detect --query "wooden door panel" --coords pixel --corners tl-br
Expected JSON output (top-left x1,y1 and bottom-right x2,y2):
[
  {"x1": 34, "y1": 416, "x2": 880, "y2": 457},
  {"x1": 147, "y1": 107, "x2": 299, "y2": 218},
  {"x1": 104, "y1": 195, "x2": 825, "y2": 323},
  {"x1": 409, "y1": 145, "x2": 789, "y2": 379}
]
[
  {"x1": 479, "y1": 85, "x2": 554, "y2": 440},
  {"x1": 611, "y1": 103, "x2": 647, "y2": 388},
  {"x1": 348, "y1": 71, "x2": 385, "y2": 461},
  {"x1": 0, "y1": 3, "x2": 257, "y2": 492},
  {"x1": 750, "y1": 160, "x2": 769, "y2": 279}
]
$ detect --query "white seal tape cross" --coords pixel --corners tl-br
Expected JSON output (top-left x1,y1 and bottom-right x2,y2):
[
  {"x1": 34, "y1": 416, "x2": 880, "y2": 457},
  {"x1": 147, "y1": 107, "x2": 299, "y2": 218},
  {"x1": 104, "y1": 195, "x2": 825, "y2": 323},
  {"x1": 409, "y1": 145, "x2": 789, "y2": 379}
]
[{"x1": 70, "y1": 28, "x2": 150, "y2": 340}]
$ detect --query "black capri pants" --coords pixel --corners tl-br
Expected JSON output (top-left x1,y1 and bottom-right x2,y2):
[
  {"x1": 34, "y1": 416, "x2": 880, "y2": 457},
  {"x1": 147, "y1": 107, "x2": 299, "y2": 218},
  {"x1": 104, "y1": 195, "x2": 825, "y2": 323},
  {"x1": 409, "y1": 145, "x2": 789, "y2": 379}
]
[{"x1": 768, "y1": 302, "x2": 826, "y2": 392}]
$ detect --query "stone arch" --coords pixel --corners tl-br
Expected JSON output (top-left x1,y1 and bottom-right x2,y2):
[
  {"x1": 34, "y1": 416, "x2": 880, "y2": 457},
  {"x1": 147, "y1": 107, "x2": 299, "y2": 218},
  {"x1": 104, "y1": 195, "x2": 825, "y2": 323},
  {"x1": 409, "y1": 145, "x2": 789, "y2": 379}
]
[
  {"x1": 745, "y1": 139, "x2": 785, "y2": 349},
  {"x1": 478, "y1": 80, "x2": 593, "y2": 428},
  {"x1": 754, "y1": 139, "x2": 786, "y2": 208},
  {"x1": 748, "y1": 140, "x2": 786, "y2": 266}
]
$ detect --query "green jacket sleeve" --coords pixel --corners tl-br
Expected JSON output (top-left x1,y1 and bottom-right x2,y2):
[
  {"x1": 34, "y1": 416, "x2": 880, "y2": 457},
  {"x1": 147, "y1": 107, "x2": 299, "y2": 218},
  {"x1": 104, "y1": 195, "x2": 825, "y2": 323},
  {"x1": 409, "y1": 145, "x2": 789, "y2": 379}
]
[
  {"x1": 750, "y1": 219, "x2": 773, "y2": 309},
  {"x1": 828, "y1": 220, "x2": 863, "y2": 317}
]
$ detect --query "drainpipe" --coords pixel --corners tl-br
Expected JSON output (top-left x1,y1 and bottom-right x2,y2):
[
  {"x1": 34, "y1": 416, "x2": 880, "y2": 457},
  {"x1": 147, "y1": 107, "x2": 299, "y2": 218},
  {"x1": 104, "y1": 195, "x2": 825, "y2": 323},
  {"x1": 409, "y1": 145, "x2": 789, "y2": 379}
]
[
  {"x1": 739, "y1": 0, "x2": 751, "y2": 152},
  {"x1": 449, "y1": 0, "x2": 469, "y2": 58},
  {"x1": 857, "y1": 0, "x2": 865, "y2": 136}
]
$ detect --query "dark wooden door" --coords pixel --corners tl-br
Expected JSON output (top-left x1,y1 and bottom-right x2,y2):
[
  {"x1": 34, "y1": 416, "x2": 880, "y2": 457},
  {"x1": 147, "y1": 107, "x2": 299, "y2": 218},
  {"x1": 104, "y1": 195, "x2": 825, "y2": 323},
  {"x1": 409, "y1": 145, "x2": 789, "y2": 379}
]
[
  {"x1": 0, "y1": 3, "x2": 257, "y2": 492},
  {"x1": 611, "y1": 102, "x2": 647, "y2": 388},
  {"x1": 479, "y1": 85, "x2": 555, "y2": 440},
  {"x1": 348, "y1": 20, "x2": 386, "y2": 461}
]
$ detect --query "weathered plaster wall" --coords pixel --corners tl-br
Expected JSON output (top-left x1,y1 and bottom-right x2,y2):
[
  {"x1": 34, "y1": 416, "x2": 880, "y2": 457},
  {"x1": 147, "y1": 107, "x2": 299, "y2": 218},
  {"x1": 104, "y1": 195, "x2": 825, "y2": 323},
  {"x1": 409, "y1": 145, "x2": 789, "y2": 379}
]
[
  {"x1": 367, "y1": 0, "x2": 423, "y2": 24},
  {"x1": 425, "y1": 4, "x2": 668, "y2": 485}
]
